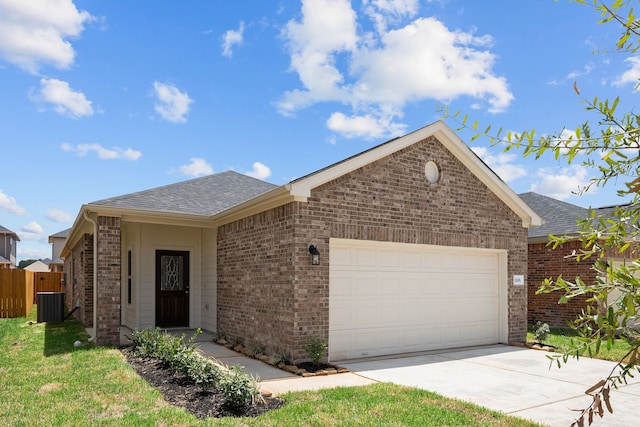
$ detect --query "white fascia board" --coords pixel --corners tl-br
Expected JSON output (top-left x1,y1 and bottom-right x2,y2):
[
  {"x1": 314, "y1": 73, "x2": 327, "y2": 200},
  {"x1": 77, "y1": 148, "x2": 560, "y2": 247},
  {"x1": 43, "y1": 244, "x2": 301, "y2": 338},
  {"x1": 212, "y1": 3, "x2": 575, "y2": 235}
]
[
  {"x1": 287, "y1": 120, "x2": 542, "y2": 228},
  {"x1": 431, "y1": 125, "x2": 542, "y2": 228},
  {"x1": 60, "y1": 205, "x2": 93, "y2": 259},
  {"x1": 286, "y1": 123, "x2": 440, "y2": 198},
  {"x1": 210, "y1": 186, "x2": 297, "y2": 226}
]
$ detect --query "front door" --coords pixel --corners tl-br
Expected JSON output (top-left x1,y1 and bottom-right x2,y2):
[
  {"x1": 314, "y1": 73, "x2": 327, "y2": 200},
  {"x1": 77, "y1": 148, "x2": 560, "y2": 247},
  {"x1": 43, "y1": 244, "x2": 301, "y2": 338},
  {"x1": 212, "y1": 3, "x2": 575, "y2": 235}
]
[{"x1": 156, "y1": 250, "x2": 189, "y2": 327}]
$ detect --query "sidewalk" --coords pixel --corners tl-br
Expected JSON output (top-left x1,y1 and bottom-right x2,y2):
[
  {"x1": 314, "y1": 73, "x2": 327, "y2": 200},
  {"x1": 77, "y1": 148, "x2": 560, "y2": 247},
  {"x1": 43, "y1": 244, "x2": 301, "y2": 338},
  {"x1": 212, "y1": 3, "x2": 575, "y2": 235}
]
[
  {"x1": 195, "y1": 341, "x2": 640, "y2": 427},
  {"x1": 195, "y1": 341, "x2": 377, "y2": 396}
]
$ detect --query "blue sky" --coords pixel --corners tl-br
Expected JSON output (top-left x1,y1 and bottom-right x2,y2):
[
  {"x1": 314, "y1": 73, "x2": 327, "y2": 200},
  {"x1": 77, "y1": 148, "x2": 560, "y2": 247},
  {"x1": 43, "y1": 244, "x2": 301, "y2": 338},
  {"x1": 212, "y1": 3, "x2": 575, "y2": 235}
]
[{"x1": 1, "y1": 0, "x2": 638, "y2": 262}]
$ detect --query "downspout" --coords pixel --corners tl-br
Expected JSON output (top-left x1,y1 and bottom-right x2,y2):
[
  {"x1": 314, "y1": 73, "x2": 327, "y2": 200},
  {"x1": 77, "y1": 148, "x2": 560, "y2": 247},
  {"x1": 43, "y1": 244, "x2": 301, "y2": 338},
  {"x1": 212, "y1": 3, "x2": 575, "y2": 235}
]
[{"x1": 84, "y1": 211, "x2": 98, "y2": 341}]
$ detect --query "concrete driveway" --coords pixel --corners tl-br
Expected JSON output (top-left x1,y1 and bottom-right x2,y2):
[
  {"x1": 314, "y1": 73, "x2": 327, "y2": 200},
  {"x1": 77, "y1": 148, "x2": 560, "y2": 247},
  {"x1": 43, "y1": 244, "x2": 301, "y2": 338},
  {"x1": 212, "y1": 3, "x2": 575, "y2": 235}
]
[{"x1": 339, "y1": 345, "x2": 640, "y2": 427}]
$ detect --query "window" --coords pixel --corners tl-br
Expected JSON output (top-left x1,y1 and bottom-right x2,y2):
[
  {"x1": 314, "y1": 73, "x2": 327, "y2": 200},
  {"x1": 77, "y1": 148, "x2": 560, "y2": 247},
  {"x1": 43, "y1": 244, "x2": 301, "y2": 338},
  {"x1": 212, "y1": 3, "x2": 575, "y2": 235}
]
[{"x1": 127, "y1": 250, "x2": 132, "y2": 305}]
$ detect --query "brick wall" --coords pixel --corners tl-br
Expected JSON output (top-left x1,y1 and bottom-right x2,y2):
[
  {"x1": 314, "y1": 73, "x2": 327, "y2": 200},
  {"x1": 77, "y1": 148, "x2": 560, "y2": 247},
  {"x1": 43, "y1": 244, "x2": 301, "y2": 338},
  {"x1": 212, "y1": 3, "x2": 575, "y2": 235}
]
[
  {"x1": 528, "y1": 240, "x2": 595, "y2": 328},
  {"x1": 217, "y1": 204, "x2": 298, "y2": 356},
  {"x1": 64, "y1": 233, "x2": 93, "y2": 327},
  {"x1": 95, "y1": 216, "x2": 121, "y2": 346},
  {"x1": 218, "y1": 135, "x2": 529, "y2": 360}
]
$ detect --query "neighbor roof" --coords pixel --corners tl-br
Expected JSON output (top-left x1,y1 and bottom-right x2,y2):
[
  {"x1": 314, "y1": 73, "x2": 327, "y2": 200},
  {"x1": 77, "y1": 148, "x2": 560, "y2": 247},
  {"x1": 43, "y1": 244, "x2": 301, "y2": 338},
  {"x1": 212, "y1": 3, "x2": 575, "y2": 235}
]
[
  {"x1": 89, "y1": 171, "x2": 278, "y2": 216},
  {"x1": 49, "y1": 228, "x2": 70, "y2": 239},
  {"x1": 519, "y1": 192, "x2": 588, "y2": 241},
  {"x1": 0, "y1": 224, "x2": 19, "y2": 241}
]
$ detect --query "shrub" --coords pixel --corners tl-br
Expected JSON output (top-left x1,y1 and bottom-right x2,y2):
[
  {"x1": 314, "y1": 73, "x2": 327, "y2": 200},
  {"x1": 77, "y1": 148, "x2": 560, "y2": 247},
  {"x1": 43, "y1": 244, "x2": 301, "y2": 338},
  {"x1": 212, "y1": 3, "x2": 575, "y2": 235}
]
[
  {"x1": 218, "y1": 365, "x2": 254, "y2": 408},
  {"x1": 304, "y1": 336, "x2": 327, "y2": 367},
  {"x1": 189, "y1": 358, "x2": 222, "y2": 391},
  {"x1": 534, "y1": 321, "x2": 550, "y2": 343}
]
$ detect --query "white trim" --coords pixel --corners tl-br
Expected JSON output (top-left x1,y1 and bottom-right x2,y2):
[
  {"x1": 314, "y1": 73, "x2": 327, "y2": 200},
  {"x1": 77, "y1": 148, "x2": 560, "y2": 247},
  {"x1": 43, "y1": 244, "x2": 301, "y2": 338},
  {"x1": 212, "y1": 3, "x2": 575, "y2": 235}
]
[{"x1": 287, "y1": 121, "x2": 541, "y2": 228}]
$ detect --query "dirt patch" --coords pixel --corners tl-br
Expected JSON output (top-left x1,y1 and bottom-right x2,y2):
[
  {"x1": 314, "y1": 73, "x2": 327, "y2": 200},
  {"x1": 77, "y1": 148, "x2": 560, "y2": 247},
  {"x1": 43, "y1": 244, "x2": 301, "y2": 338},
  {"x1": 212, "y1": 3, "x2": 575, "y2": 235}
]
[
  {"x1": 38, "y1": 383, "x2": 62, "y2": 394},
  {"x1": 121, "y1": 347, "x2": 285, "y2": 419}
]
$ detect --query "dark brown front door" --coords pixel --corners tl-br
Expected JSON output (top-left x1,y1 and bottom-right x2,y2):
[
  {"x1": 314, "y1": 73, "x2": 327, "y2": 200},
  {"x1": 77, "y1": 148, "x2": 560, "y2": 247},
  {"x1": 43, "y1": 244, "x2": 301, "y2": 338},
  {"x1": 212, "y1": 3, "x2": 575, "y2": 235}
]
[{"x1": 156, "y1": 250, "x2": 189, "y2": 327}]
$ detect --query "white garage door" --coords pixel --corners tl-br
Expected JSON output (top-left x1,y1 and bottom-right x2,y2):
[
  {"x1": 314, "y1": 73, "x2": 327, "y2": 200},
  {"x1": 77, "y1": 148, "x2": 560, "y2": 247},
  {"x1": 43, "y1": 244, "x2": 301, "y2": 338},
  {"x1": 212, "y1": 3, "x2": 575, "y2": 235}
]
[{"x1": 329, "y1": 238, "x2": 507, "y2": 361}]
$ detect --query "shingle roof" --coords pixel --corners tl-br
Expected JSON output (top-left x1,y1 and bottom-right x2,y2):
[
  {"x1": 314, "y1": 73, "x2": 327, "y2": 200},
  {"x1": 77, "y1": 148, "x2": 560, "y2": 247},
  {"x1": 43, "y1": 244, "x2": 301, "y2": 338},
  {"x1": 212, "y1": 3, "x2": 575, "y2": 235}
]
[
  {"x1": 89, "y1": 170, "x2": 278, "y2": 216},
  {"x1": 49, "y1": 228, "x2": 70, "y2": 239},
  {"x1": 0, "y1": 224, "x2": 19, "y2": 241},
  {"x1": 518, "y1": 192, "x2": 588, "y2": 239}
]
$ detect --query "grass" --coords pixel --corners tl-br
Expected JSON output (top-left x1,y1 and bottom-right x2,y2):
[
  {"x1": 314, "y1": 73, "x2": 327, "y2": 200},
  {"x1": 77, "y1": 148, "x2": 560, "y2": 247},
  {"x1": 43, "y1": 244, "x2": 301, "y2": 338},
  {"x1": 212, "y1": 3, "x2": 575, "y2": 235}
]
[
  {"x1": 527, "y1": 326, "x2": 633, "y2": 362},
  {"x1": 0, "y1": 309, "x2": 543, "y2": 427}
]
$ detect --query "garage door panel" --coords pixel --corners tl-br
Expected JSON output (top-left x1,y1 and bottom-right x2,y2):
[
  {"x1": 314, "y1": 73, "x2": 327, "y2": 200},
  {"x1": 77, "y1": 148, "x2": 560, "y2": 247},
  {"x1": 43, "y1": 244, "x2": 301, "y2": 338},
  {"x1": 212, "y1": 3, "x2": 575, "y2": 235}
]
[{"x1": 330, "y1": 239, "x2": 505, "y2": 361}]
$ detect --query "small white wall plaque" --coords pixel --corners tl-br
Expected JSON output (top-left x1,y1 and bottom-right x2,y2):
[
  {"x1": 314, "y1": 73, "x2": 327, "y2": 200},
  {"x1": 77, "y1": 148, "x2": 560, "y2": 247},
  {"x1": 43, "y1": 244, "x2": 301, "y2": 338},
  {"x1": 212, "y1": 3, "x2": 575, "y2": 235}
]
[{"x1": 513, "y1": 275, "x2": 525, "y2": 286}]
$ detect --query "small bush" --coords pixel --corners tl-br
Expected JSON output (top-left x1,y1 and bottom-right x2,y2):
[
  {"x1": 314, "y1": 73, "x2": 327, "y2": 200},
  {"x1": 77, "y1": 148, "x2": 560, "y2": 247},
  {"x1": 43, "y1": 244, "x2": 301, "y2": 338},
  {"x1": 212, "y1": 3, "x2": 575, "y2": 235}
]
[
  {"x1": 304, "y1": 336, "x2": 327, "y2": 367},
  {"x1": 190, "y1": 358, "x2": 222, "y2": 391},
  {"x1": 534, "y1": 321, "x2": 550, "y2": 343},
  {"x1": 218, "y1": 365, "x2": 254, "y2": 408}
]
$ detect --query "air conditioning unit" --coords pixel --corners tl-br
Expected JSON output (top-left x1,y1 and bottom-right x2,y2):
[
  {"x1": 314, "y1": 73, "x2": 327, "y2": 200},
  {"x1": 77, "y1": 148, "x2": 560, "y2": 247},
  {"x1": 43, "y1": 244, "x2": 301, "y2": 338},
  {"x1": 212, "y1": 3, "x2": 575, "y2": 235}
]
[{"x1": 37, "y1": 292, "x2": 64, "y2": 323}]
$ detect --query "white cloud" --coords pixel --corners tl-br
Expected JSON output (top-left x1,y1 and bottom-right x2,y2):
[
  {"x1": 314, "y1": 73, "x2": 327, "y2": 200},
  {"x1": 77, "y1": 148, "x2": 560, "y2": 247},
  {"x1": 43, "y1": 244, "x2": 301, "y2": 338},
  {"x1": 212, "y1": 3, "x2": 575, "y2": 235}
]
[
  {"x1": 363, "y1": 0, "x2": 420, "y2": 33},
  {"x1": 61, "y1": 142, "x2": 142, "y2": 160},
  {"x1": 20, "y1": 221, "x2": 45, "y2": 241},
  {"x1": 46, "y1": 208, "x2": 73, "y2": 223},
  {"x1": 34, "y1": 78, "x2": 94, "y2": 118},
  {"x1": 153, "y1": 81, "x2": 193, "y2": 123},
  {"x1": 613, "y1": 56, "x2": 640, "y2": 89},
  {"x1": 0, "y1": 0, "x2": 93, "y2": 73},
  {"x1": 277, "y1": 0, "x2": 513, "y2": 139},
  {"x1": 179, "y1": 158, "x2": 213, "y2": 177},
  {"x1": 326, "y1": 111, "x2": 405, "y2": 139},
  {"x1": 471, "y1": 146, "x2": 527, "y2": 183},
  {"x1": 566, "y1": 63, "x2": 593, "y2": 80},
  {"x1": 18, "y1": 246, "x2": 50, "y2": 260},
  {"x1": 0, "y1": 189, "x2": 27, "y2": 215},
  {"x1": 221, "y1": 21, "x2": 245, "y2": 58},
  {"x1": 530, "y1": 166, "x2": 590, "y2": 200},
  {"x1": 245, "y1": 162, "x2": 272, "y2": 180}
]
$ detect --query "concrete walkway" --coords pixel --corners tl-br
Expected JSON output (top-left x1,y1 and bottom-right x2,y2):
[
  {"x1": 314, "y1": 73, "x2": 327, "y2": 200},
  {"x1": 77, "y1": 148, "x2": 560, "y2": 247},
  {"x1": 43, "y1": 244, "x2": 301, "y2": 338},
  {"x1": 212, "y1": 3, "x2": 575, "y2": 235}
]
[{"x1": 196, "y1": 341, "x2": 640, "y2": 427}]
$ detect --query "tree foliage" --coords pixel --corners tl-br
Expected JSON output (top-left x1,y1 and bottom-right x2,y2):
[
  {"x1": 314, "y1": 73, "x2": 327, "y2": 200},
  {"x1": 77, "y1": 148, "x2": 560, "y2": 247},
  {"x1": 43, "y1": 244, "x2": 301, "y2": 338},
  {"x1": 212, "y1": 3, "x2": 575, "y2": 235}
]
[
  {"x1": 441, "y1": 1, "x2": 639, "y2": 425},
  {"x1": 17, "y1": 259, "x2": 39, "y2": 269}
]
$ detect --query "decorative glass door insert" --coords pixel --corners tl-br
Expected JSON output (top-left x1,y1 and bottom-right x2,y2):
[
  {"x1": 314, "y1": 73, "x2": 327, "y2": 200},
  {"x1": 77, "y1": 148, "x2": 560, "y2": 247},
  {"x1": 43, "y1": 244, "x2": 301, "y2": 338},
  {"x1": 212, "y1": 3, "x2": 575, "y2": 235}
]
[{"x1": 156, "y1": 250, "x2": 189, "y2": 327}]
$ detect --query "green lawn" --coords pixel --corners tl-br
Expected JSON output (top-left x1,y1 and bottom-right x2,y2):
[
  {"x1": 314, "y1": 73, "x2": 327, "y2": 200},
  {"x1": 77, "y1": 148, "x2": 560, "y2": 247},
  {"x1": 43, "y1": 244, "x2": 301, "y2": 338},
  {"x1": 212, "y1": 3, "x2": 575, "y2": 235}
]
[
  {"x1": 0, "y1": 309, "x2": 544, "y2": 426},
  {"x1": 527, "y1": 327, "x2": 633, "y2": 362}
]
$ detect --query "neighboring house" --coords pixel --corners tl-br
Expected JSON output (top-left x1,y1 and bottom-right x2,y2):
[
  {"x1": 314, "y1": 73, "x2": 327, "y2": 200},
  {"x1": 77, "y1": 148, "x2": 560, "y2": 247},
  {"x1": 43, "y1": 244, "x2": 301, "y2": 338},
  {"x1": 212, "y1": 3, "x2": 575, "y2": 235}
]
[
  {"x1": 61, "y1": 121, "x2": 541, "y2": 361},
  {"x1": 0, "y1": 225, "x2": 20, "y2": 269},
  {"x1": 48, "y1": 228, "x2": 70, "y2": 272},
  {"x1": 24, "y1": 260, "x2": 51, "y2": 272},
  {"x1": 519, "y1": 192, "x2": 636, "y2": 328}
]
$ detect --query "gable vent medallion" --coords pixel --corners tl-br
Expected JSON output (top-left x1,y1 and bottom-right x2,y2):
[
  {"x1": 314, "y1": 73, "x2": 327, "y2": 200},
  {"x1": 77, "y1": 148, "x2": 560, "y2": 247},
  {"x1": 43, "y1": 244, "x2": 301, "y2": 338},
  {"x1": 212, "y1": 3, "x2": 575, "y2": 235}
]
[{"x1": 424, "y1": 160, "x2": 440, "y2": 184}]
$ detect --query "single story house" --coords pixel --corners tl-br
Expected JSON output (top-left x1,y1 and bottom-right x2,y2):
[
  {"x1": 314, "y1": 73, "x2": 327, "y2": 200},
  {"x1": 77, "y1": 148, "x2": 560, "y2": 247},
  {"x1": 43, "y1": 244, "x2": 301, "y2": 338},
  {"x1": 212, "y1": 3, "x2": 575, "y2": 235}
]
[
  {"x1": 519, "y1": 192, "x2": 637, "y2": 328},
  {"x1": 61, "y1": 121, "x2": 541, "y2": 362},
  {"x1": 23, "y1": 260, "x2": 51, "y2": 272}
]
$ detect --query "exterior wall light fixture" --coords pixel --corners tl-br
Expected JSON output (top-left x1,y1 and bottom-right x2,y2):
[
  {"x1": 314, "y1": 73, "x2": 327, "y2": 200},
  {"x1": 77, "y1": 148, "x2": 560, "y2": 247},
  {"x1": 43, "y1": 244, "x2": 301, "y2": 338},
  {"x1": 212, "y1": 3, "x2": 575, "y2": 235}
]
[{"x1": 308, "y1": 244, "x2": 320, "y2": 265}]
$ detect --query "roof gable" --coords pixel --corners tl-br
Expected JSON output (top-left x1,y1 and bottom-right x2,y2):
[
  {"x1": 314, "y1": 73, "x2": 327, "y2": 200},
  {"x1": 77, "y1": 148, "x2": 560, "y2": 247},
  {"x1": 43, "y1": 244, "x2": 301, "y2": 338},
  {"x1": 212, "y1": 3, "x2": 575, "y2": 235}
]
[{"x1": 285, "y1": 121, "x2": 541, "y2": 228}]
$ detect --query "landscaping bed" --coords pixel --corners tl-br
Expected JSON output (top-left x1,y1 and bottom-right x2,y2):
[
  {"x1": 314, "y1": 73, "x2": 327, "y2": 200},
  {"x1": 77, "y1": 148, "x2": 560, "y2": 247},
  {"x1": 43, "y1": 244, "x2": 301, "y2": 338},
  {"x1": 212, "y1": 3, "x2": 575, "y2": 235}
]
[
  {"x1": 122, "y1": 347, "x2": 284, "y2": 419},
  {"x1": 124, "y1": 328, "x2": 287, "y2": 419},
  {"x1": 216, "y1": 336, "x2": 349, "y2": 377}
]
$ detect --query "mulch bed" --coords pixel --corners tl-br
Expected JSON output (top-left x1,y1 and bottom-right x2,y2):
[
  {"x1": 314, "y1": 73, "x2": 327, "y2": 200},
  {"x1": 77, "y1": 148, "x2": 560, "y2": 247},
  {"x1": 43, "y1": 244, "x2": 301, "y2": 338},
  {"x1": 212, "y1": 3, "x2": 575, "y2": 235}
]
[{"x1": 121, "y1": 347, "x2": 285, "y2": 419}]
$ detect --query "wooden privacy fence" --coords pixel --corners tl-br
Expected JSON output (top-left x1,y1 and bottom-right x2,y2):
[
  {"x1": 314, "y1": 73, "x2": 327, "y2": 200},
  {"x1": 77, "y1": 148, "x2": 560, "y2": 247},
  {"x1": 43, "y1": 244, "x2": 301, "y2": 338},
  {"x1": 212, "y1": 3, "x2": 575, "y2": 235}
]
[{"x1": 0, "y1": 270, "x2": 64, "y2": 318}]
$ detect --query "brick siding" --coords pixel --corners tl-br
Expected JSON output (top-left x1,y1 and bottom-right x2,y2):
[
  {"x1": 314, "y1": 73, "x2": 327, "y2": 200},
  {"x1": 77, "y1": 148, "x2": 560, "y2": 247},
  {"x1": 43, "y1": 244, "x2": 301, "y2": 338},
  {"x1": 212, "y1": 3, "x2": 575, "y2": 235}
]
[
  {"x1": 527, "y1": 240, "x2": 595, "y2": 328},
  {"x1": 528, "y1": 241, "x2": 640, "y2": 328},
  {"x1": 95, "y1": 216, "x2": 121, "y2": 346},
  {"x1": 218, "y1": 135, "x2": 529, "y2": 360},
  {"x1": 64, "y1": 233, "x2": 93, "y2": 327}
]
